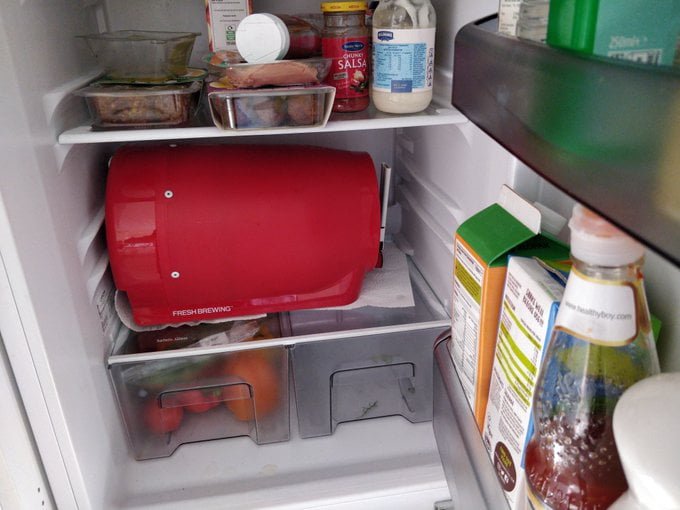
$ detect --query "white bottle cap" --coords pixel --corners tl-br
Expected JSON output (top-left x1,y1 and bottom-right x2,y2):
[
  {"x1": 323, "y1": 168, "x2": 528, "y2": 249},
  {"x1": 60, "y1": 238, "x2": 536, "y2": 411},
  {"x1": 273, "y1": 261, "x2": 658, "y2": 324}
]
[
  {"x1": 610, "y1": 373, "x2": 680, "y2": 510},
  {"x1": 568, "y1": 204, "x2": 644, "y2": 266},
  {"x1": 235, "y1": 14, "x2": 290, "y2": 63}
]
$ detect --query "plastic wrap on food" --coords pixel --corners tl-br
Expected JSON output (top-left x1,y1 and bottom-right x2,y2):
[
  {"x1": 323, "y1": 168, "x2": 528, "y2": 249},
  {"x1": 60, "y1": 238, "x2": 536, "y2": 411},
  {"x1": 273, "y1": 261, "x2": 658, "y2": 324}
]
[{"x1": 219, "y1": 58, "x2": 331, "y2": 88}]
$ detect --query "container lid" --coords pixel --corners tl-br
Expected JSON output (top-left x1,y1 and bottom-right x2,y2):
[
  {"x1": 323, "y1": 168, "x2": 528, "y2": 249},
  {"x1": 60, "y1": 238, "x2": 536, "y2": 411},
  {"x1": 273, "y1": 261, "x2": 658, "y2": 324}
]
[
  {"x1": 74, "y1": 80, "x2": 202, "y2": 97},
  {"x1": 568, "y1": 204, "x2": 644, "y2": 266},
  {"x1": 95, "y1": 67, "x2": 208, "y2": 86},
  {"x1": 611, "y1": 373, "x2": 680, "y2": 510},
  {"x1": 235, "y1": 14, "x2": 290, "y2": 63},
  {"x1": 207, "y1": 81, "x2": 334, "y2": 97},
  {"x1": 77, "y1": 30, "x2": 199, "y2": 42},
  {"x1": 321, "y1": 2, "x2": 368, "y2": 13}
]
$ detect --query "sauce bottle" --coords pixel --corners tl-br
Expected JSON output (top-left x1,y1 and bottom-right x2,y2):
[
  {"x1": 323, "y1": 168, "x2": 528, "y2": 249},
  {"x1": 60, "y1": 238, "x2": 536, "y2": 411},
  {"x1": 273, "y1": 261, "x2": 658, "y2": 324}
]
[
  {"x1": 525, "y1": 204, "x2": 660, "y2": 510},
  {"x1": 321, "y1": 1, "x2": 370, "y2": 113},
  {"x1": 371, "y1": 0, "x2": 436, "y2": 114}
]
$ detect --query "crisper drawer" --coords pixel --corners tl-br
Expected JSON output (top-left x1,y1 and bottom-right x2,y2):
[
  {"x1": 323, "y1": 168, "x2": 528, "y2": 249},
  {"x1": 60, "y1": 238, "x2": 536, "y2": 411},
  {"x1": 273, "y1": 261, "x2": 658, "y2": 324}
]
[
  {"x1": 291, "y1": 324, "x2": 448, "y2": 438},
  {"x1": 286, "y1": 257, "x2": 450, "y2": 438},
  {"x1": 107, "y1": 253, "x2": 449, "y2": 460},
  {"x1": 433, "y1": 332, "x2": 509, "y2": 510},
  {"x1": 108, "y1": 317, "x2": 289, "y2": 460}
]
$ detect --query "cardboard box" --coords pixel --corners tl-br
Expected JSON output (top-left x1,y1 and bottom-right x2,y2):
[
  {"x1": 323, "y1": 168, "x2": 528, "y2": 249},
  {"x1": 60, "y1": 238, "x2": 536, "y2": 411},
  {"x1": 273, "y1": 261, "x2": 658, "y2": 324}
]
[
  {"x1": 498, "y1": 0, "x2": 522, "y2": 36},
  {"x1": 205, "y1": 0, "x2": 253, "y2": 53},
  {"x1": 448, "y1": 186, "x2": 569, "y2": 430},
  {"x1": 481, "y1": 256, "x2": 566, "y2": 509}
]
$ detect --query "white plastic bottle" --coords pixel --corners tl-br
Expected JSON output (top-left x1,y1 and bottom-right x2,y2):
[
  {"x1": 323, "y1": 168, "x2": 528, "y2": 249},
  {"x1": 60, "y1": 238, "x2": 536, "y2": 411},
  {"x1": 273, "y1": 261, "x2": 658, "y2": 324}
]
[{"x1": 371, "y1": 0, "x2": 436, "y2": 114}]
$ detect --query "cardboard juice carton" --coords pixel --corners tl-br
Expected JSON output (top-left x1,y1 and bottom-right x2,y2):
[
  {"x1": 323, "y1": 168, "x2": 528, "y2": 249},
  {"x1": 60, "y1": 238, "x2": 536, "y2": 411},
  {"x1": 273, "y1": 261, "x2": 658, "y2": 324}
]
[
  {"x1": 448, "y1": 186, "x2": 569, "y2": 430},
  {"x1": 481, "y1": 256, "x2": 567, "y2": 510},
  {"x1": 205, "y1": 0, "x2": 253, "y2": 54}
]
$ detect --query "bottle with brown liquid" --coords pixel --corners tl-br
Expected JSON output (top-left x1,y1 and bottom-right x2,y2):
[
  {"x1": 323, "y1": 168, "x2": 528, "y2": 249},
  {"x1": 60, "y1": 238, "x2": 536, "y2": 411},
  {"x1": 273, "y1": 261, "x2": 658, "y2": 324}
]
[{"x1": 525, "y1": 205, "x2": 660, "y2": 510}]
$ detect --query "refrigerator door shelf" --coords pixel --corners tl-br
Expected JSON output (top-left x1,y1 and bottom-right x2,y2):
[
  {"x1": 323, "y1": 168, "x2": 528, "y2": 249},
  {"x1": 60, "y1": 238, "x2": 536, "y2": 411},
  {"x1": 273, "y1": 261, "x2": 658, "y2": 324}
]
[
  {"x1": 433, "y1": 332, "x2": 510, "y2": 510},
  {"x1": 453, "y1": 15, "x2": 680, "y2": 267}
]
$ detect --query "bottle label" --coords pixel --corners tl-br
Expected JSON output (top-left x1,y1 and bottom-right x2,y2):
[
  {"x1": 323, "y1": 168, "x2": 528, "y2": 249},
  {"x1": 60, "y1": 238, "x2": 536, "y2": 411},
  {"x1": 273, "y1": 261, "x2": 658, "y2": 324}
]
[
  {"x1": 553, "y1": 268, "x2": 638, "y2": 346},
  {"x1": 322, "y1": 36, "x2": 370, "y2": 99},
  {"x1": 372, "y1": 28, "x2": 435, "y2": 93}
]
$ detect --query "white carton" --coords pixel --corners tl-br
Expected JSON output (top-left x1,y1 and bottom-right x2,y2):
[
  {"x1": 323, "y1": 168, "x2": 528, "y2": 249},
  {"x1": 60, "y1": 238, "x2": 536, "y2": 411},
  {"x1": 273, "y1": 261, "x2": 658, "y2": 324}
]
[
  {"x1": 498, "y1": 0, "x2": 522, "y2": 36},
  {"x1": 481, "y1": 256, "x2": 566, "y2": 510},
  {"x1": 205, "y1": 0, "x2": 253, "y2": 53}
]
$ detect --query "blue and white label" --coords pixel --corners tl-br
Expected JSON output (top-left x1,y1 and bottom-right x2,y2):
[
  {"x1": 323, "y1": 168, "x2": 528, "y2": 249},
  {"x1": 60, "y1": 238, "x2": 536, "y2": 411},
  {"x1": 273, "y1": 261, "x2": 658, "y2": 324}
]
[
  {"x1": 372, "y1": 27, "x2": 435, "y2": 94},
  {"x1": 342, "y1": 41, "x2": 366, "y2": 52},
  {"x1": 376, "y1": 30, "x2": 394, "y2": 42}
]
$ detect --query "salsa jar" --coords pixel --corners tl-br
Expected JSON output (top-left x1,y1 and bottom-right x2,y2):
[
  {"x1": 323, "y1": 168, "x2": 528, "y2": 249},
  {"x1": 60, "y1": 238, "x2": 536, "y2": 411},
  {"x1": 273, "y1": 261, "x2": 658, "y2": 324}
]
[{"x1": 321, "y1": 1, "x2": 370, "y2": 113}]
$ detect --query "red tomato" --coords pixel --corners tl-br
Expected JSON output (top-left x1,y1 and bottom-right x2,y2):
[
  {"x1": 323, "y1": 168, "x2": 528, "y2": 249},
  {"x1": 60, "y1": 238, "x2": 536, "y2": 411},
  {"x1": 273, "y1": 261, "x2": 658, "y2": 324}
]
[
  {"x1": 221, "y1": 350, "x2": 280, "y2": 422},
  {"x1": 180, "y1": 389, "x2": 222, "y2": 414},
  {"x1": 142, "y1": 399, "x2": 184, "y2": 434},
  {"x1": 163, "y1": 389, "x2": 222, "y2": 413}
]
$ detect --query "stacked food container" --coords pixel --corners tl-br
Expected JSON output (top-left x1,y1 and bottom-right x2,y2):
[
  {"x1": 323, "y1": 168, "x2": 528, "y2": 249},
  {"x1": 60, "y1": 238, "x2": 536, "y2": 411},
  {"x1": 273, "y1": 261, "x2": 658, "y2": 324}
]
[{"x1": 74, "y1": 30, "x2": 205, "y2": 129}]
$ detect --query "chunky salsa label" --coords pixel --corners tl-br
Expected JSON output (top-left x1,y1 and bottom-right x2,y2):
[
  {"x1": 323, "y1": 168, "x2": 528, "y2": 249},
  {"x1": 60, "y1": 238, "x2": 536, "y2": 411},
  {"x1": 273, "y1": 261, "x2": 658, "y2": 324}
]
[{"x1": 322, "y1": 36, "x2": 369, "y2": 99}]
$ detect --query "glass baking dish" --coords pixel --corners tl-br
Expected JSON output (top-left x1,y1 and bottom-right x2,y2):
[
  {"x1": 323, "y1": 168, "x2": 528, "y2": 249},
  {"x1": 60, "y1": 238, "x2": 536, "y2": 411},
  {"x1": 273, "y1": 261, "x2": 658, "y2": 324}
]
[{"x1": 78, "y1": 30, "x2": 199, "y2": 81}]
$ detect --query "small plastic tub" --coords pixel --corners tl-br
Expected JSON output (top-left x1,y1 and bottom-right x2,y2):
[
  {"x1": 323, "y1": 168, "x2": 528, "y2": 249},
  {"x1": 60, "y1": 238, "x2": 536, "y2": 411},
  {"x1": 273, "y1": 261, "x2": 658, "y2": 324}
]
[
  {"x1": 235, "y1": 13, "x2": 322, "y2": 63},
  {"x1": 78, "y1": 30, "x2": 199, "y2": 81},
  {"x1": 207, "y1": 84, "x2": 335, "y2": 130},
  {"x1": 75, "y1": 81, "x2": 202, "y2": 129}
]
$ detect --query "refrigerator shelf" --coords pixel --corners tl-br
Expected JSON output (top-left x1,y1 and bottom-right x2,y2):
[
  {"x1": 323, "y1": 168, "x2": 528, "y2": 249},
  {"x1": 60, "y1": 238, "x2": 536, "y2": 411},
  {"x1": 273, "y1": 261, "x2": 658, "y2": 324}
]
[
  {"x1": 58, "y1": 101, "x2": 467, "y2": 145},
  {"x1": 110, "y1": 414, "x2": 449, "y2": 509},
  {"x1": 108, "y1": 256, "x2": 449, "y2": 363},
  {"x1": 453, "y1": 16, "x2": 680, "y2": 267}
]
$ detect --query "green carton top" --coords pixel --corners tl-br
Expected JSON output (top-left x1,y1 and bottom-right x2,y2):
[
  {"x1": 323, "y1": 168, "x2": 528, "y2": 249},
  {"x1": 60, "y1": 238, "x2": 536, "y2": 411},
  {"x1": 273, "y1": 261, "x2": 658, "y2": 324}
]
[{"x1": 457, "y1": 203, "x2": 569, "y2": 267}]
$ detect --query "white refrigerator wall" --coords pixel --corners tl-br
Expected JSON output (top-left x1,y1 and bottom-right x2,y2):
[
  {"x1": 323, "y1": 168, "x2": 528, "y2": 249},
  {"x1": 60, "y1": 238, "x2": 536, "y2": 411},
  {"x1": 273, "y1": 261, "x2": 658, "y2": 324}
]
[{"x1": 0, "y1": 0, "x2": 678, "y2": 509}]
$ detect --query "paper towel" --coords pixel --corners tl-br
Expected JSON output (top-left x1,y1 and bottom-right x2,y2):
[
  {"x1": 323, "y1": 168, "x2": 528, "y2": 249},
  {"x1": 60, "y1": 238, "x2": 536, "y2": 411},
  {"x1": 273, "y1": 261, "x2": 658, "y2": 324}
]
[
  {"x1": 321, "y1": 243, "x2": 415, "y2": 310},
  {"x1": 114, "y1": 291, "x2": 265, "y2": 332},
  {"x1": 114, "y1": 243, "x2": 414, "y2": 330}
]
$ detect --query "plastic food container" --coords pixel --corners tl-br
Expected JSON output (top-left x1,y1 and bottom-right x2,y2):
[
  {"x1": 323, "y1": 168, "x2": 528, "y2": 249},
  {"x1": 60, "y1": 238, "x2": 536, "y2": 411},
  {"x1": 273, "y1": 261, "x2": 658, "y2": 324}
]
[
  {"x1": 207, "y1": 84, "x2": 335, "y2": 130},
  {"x1": 78, "y1": 30, "x2": 199, "y2": 81},
  {"x1": 219, "y1": 58, "x2": 331, "y2": 88},
  {"x1": 203, "y1": 50, "x2": 244, "y2": 76},
  {"x1": 95, "y1": 67, "x2": 208, "y2": 86},
  {"x1": 235, "y1": 13, "x2": 322, "y2": 63},
  {"x1": 75, "y1": 81, "x2": 202, "y2": 129},
  {"x1": 108, "y1": 317, "x2": 290, "y2": 460}
]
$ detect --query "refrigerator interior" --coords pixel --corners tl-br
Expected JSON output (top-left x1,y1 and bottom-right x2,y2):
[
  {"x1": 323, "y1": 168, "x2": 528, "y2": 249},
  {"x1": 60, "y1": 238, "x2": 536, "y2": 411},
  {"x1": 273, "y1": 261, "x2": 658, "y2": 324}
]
[{"x1": 1, "y1": 0, "x2": 679, "y2": 509}]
